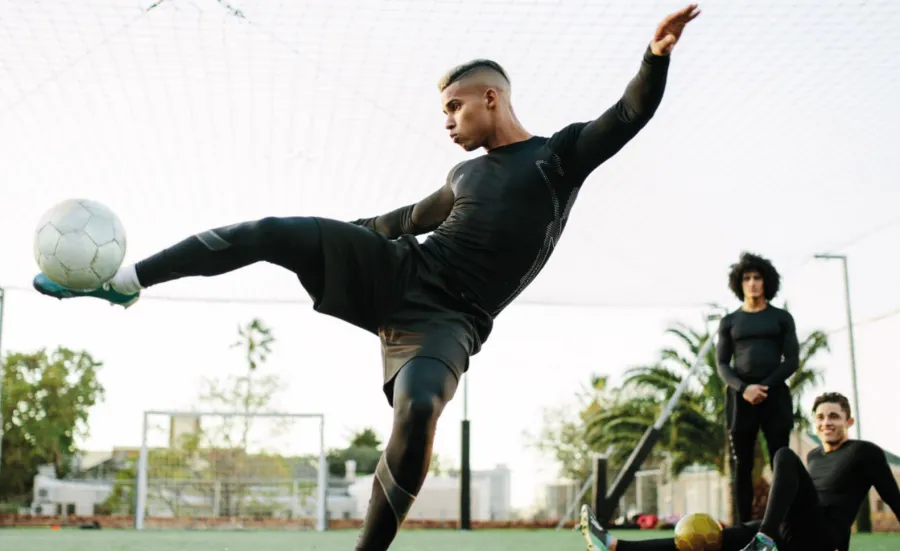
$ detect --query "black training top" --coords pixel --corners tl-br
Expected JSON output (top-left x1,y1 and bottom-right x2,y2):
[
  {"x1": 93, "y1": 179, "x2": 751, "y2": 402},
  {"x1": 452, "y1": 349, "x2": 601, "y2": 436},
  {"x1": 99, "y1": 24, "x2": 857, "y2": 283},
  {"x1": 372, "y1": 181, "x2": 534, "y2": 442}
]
[
  {"x1": 808, "y1": 440, "x2": 900, "y2": 551},
  {"x1": 715, "y1": 305, "x2": 800, "y2": 393},
  {"x1": 351, "y1": 47, "x2": 670, "y2": 318},
  {"x1": 425, "y1": 49, "x2": 669, "y2": 316}
]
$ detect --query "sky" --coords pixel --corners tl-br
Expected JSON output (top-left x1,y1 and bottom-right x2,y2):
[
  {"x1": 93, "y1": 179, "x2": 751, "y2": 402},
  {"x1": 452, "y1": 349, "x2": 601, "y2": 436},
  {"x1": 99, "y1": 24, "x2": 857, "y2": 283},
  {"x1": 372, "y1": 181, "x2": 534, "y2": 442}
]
[{"x1": 1, "y1": 0, "x2": 900, "y2": 511}]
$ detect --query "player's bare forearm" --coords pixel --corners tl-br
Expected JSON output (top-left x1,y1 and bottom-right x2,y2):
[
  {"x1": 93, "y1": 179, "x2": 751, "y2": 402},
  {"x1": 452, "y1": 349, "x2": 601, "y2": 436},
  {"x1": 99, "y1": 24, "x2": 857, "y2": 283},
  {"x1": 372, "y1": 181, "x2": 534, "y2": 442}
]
[
  {"x1": 350, "y1": 183, "x2": 454, "y2": 239},
  {"x1": 571, "y1": 47, "x2": 670, "y2": 172}
]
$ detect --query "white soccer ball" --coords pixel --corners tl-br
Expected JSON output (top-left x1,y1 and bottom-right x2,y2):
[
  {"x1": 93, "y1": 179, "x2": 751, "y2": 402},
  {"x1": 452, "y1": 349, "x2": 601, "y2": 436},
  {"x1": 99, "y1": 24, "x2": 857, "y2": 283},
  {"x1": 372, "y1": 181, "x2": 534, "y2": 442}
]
[{"x1": 34, "y1": 199, "x2": 127, "y2": 291}]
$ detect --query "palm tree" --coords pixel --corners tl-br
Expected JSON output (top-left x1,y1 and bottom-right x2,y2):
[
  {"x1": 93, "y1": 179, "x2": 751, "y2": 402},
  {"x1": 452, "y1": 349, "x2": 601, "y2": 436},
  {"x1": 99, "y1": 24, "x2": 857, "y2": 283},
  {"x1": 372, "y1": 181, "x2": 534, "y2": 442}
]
[
  {"x1": 584, "y1": 317, "x2": 829, "y2": 513},
  {"x1": 586, "y1": 321, "x2": 727, "y2": 476}
]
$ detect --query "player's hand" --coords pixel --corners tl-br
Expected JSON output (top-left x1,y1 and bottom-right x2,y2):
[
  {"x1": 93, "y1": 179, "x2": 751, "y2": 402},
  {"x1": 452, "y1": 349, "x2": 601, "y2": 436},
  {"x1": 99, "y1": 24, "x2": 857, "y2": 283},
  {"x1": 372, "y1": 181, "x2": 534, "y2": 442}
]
[
  {"x1": 743, "y1": 384, "x2": 769, "y2": 405},
  {"x1": 650, "y1": 4, "x2": 701, "y2": 56}
]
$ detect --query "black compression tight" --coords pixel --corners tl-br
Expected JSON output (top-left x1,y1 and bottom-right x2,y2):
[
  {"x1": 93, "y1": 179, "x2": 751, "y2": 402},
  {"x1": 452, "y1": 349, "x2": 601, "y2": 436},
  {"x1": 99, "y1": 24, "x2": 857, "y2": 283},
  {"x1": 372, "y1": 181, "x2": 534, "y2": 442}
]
[
  {"x1": 730, "y1": 427, "x2": 791, "y2": 523},
  {"x1": 133, "y1": 216, "x2": 325, "y2": 296},
  {"x1": 758, "y1": 448, "x2": 821, "y2": 546},
  {"x1": 355, "y1": 359, "x2": 458, "y2": 551}
]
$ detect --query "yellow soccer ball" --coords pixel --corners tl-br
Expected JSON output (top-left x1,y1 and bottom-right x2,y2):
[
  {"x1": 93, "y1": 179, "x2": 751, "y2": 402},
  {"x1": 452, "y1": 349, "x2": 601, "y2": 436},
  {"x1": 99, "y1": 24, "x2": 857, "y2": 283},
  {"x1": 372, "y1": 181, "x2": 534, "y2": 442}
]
[{"x1": 673, "y1": 513, "x2": 723, "y2": 551}]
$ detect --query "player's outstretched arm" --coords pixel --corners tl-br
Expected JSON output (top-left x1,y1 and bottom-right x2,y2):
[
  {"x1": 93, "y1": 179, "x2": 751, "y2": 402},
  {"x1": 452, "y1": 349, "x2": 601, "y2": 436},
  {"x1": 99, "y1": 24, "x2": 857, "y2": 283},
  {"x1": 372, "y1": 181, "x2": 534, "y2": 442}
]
[
  {"x1": 350, "y1": 181, "x2": 455, "y2": 239},
  {"x1": 761, "y1": 311, "x2": 801, "y2": 388},
  {"x1": 570, "y1": 4, "x2": 700, "y2": 174}
]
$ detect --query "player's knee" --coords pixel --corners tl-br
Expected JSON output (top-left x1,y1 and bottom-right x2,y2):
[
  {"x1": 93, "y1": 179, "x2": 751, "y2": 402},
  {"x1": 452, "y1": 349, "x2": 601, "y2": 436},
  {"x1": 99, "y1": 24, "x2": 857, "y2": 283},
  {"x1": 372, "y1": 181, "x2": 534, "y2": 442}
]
[
  {"x1": 212, "y1": 216, "x2": 297, "y2": 248},
  {"x1": 393, "y1": 392, "x2": 444, "y2": 433},
  {"x1": 251, "y1": 216, "x2": 321, "y2": 260},
  {"x1": 772, "y1": 447, "x2": 800, "y2": 470},
  {"x1": 253, "y1": 216, "x2": 314, "y2": 242}
]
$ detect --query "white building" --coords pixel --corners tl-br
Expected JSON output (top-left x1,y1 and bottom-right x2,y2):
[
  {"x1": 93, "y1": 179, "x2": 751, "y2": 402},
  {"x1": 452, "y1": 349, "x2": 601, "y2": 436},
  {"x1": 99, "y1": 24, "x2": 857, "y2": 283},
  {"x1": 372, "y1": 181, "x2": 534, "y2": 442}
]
[
  {"x1": 31, "y1": 465, "x2": 114, "y2": 517},
  {"x1": 345, "y1": 463, "x2": 512, "y2": 522}
]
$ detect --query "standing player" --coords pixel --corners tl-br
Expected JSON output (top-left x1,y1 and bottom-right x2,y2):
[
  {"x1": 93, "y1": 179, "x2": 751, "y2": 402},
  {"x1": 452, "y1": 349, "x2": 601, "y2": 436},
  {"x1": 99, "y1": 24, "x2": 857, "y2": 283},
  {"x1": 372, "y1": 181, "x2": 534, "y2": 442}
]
[
  {"x1": 716, "y1": 252, "x2": 800, "y2": 523},
  {"x1": 32, "y1": 5, "x2": 701, "y2": 550},
  {"x1": 579, "y1": 392, "x2": 900, "y2": 551}
]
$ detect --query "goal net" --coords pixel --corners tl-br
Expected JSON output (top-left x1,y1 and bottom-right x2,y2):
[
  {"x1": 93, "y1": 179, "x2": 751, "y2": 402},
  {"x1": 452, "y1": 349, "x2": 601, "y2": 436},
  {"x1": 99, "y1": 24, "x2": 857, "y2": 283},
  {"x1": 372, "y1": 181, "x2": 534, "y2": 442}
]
[{"x1": 134, "y1": 410, "x2": 327, "y2": 531}]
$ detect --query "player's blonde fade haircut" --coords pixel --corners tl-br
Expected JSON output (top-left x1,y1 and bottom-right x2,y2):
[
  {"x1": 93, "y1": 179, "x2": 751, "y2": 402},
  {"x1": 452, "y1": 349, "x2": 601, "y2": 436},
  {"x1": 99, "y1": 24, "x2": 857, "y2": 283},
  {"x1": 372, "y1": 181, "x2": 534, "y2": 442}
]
[{"x1": 437, "y1": 59, "x2": 511, "y2": 92}]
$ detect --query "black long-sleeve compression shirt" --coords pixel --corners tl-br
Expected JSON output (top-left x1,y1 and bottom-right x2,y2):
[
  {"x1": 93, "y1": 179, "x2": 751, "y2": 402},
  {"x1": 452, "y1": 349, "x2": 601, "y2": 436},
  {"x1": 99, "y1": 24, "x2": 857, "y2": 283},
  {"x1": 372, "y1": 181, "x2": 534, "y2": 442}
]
[
  {"x1": 808, "y1": 440, "x2": 900, "y2": 551},
  {"x1": 350, "y1": 45, "x2": 669, "y2": 242},
  {"x1": 350, "y1": 47, "x2": 669, "y2": 317},
  {"x1": 716, "y1": 305, "x2": 800, "y2": 394}
]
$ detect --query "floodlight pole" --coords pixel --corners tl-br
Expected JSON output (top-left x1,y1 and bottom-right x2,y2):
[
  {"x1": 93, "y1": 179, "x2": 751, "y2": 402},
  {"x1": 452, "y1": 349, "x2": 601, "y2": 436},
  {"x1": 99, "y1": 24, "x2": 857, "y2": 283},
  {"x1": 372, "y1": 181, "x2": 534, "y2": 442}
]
[
  {"x1": 813, "y1": 254, "x2": 862, "y2": 438},
  {"x1": 814, "y1": 253, "x2": 869, "y2": 532}
]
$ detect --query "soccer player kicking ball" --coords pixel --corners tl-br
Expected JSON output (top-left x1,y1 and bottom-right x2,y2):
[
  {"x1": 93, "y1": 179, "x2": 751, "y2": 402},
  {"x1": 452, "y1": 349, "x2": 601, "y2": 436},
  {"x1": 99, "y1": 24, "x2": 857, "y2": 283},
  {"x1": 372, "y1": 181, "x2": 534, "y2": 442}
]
[
  {"x1": 33, "y1": 5, "x2": 700, "y2": 550},
  {"x1": 580, "y1": 392, "x2": 900, "y2": 551}
]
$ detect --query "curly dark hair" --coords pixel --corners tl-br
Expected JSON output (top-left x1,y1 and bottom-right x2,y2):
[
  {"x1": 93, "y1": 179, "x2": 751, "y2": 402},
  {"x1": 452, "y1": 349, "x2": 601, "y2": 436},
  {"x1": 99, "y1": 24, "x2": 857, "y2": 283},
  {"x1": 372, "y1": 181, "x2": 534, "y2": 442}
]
[
  {"x1": 727, "y1": 251, "x2": 781, "y2": 301},
  {"x1": 812, "y1": 392, "x2": 852, "y2": 419}
]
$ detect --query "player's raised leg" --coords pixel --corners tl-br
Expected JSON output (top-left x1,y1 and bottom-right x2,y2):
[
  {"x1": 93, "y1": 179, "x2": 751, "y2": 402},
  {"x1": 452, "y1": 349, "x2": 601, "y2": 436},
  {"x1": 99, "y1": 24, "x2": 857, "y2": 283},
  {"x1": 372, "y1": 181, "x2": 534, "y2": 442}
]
[
  {"x1": 354, "y1": 358, "x2": 457, "y2": 551},
  {"x1": 579, "y1": 504, "x2": 757, "y2": 551},
  {"x1": 33, "y1": 216, "x2": 402, "y2": 321},
  {"x1": 34, "y1": 216, "x2": 329, "y2": 306}
]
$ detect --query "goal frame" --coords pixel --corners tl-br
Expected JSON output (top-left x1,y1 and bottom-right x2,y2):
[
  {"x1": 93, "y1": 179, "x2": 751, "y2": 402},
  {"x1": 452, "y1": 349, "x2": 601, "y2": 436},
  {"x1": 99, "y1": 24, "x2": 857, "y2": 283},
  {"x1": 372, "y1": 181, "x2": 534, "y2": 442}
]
[{"x1": 134, "y1": 410, "x2": 328, "y2": 531}]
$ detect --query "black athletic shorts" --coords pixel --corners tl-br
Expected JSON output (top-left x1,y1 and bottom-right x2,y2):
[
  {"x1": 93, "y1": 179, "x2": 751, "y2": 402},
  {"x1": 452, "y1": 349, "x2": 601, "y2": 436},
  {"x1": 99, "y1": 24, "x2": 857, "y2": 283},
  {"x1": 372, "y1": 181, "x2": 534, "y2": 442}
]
[{"x1": 305, "y1": 217, "x2": 492, "y2": 405}]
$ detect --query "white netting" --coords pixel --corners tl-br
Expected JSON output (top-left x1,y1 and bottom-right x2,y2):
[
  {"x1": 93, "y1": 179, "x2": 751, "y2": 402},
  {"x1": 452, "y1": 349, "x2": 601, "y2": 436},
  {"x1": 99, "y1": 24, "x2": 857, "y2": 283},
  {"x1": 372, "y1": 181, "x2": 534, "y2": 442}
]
[
  {"x1": 135, "y1": 411, "x2": 326, "y2": 530},
  {"x1": 2, "y1": 0, "x2": 899, "y2": 307}
]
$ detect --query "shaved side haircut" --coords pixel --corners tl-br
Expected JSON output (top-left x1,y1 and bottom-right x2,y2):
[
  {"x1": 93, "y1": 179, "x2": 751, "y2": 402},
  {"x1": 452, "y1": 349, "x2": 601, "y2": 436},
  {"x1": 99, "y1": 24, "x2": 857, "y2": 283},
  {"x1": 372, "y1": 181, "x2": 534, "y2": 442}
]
[{"x1": 438, "y1": 59, "x2": 511, "y2": 92}]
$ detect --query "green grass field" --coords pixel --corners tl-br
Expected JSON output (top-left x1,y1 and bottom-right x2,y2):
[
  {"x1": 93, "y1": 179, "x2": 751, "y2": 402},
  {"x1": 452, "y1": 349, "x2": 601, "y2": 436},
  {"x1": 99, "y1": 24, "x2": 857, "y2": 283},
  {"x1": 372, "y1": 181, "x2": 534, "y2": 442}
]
[{"x1": 0, "y1": 528, "x2": 896, "y2": 551}]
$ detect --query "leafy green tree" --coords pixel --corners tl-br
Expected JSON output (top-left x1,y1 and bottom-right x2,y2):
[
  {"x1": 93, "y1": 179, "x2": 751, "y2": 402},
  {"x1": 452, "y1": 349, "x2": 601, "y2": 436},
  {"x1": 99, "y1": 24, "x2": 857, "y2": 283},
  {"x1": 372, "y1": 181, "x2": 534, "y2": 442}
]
[
  {"x1": 199, "y1": 318, "x2": 291, "y2": 517},
  {"x1": 586, "y1": 323, "x2": 727, "y2": 475},
  {"x1": 527, "y1": 375, "x2": 619, "y2": 485},
  {"x1": 327, "y1": 427, "x2": 383, "y2": 478},
  {"x1": 0, "y1": 348, "x2": 105, "y2": 501},
  {"x1": 586, "y1": 320, "x2": 827, "y2": 471},
  {"x1": 585, "y1": 318, "x2": 829, "y2": 521},
  {"x1": 120, "y1": 319, "x2": 298, "y2": 518},
  {"x1": 348, "y1": 428, "x2": 382, "y2": 450}
]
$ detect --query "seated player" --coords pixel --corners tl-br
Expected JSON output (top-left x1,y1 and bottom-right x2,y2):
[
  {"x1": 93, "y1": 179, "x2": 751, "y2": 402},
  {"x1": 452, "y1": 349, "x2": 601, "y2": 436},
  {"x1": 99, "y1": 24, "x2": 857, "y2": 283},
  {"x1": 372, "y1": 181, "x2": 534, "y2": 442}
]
[
  {"x1": 580, "y1": 392, "x2": 900, "y2": 551},
  {"x1": 31, "y1": 6, "x2": 701, "y2": 551}
]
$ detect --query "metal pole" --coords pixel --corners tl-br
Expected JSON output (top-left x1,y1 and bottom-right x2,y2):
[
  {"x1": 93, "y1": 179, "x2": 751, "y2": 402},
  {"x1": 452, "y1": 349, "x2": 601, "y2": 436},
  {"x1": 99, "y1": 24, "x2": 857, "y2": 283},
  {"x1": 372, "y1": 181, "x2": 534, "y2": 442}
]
[
  {"x1": 0, "y1": 286, "x2": 5, "y2": 487},
  {"x1": 460, "y1": 375, "x2": 471, "y2": 530},
  {"x1": 317, "y1": 415, "x2": 328, "y2": 531},
  {"x1": 590, "y1": 454, "x2": 608, "y2": 519},
  {"x1": 814, "y1": 255, "x2": 863, "y2": 438},
  {"x1": 838, "y1": 257, "x2": 862, "y2": 440},
  {"x1": 135, "y1": 412, "x2": 149, "y2": 530},
  {"x1": 814, "y1": 253, "x2": 869, "y2": 532}
]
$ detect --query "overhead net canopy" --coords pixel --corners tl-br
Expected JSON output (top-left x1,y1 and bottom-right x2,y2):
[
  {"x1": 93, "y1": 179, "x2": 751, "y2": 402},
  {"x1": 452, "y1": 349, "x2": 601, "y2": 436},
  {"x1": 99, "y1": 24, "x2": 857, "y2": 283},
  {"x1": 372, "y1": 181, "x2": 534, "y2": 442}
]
[{"x1": 3, "y1": 0, "x2": 899, "y2": 308}]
